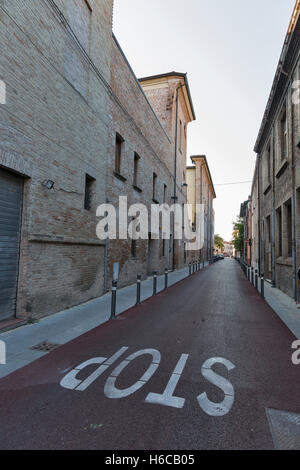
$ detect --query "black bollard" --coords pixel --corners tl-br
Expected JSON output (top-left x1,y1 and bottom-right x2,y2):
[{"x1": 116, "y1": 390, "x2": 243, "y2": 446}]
[
  {"x1": 153, "y1": 272, "x2": 157, "y2": 296},
  {"x1": 189, "y1": 263, "x2": 192, "y2": 276},
  {"x1": 261, "y1": 273, "x2": 265, "y2": 299},
  {"x1": 255, "y1": 269, "x2": 258, "y2": 290},
  {"x1": 136, "y1": 274, "x2": 141, "y2": 305},
  {"x1": 251, "y1": 267, "x2": 254, "y2": 285},
  {"x1": 110, "y1": 280, "x2": 117, "y2": 320},
  {"x1": 165, "y1": 268, "x2": 168, "y2": 290}
]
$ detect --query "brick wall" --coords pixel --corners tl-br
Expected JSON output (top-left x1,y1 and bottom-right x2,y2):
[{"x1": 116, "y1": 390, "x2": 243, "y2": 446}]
[
  {"x1": 0, "y1": 0, "x2": 113, "y2": 319},
  {"x1": 254, "y1": 53, "x2": 300, "y2": 299},
  {"x1": 0, "y1": 0, "x2": 200, "y2": 320},
  {"x1": 106, "y1": 40, "x2": 190, "y2": 288}
]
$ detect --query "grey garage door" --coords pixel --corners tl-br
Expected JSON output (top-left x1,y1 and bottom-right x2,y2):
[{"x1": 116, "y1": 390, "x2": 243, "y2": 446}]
[{"x1": 0, "y1": 168, "x2": 23, "y2": 321}]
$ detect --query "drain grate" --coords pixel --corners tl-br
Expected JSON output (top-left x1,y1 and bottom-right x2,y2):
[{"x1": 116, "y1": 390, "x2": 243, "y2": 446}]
[
  {"x1": 30, "y1": 341, "x2": 61, "y2": 352},
  {"x1": 266, "y1": 408, "x2": 300, "y2": 450}
]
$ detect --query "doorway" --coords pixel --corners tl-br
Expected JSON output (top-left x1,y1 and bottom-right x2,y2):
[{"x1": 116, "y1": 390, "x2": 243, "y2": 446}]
[{"x1": 0, "y1": 168, "x2": 23, "y2": 320}]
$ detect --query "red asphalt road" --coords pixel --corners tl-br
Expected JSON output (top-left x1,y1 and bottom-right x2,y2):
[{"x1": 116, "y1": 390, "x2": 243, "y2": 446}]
[{"x1": 0, "y1": 259, "x2": 299, "y2": 450}]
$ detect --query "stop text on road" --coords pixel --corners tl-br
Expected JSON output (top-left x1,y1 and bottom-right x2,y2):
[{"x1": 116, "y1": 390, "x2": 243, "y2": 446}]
[{"x1": 60, "y1": 347, "x2": 236, "y2": 417}]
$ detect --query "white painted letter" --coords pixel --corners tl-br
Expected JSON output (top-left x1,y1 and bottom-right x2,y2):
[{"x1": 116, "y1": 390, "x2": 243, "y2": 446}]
[
  {"x1": 197, "y1": 357, "x2": 235, "y2": 417},
  {"x1": 145, "y1": 354, "x2": 189, "y2": 409},
  {"x1": 104, "y1": 349, "x2": 161, "y2": 399},
  {"x1": 60, "y1": 347, "x2": 128, "y2": 391}
]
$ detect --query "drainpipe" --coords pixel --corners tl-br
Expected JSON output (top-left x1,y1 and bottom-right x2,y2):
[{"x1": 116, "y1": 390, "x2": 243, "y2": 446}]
[
  {"x1": 258, "y1": 155, "x2": 262, "y2": 275},
  {"x1": 172, "y1": 82, "x2": 186, "y2": 271},
  {"x1": 207, "y1": 185, "x2": 210, "y2": 261},
  {"x1": 103, "y1": 199, "x2": 110, "y2": 293},
  {"x1": 271, "y1": 129, "x2": 276, "y2": 287},
  {"x1": 200, "y1": 162, "x2": 203, "y2": 263},
  {"x1": 290, "y1": 86, "x2": 297, "y2": 301},
  {"x1": 250, "y1": 201, "x2": 252, "y2": 265}
]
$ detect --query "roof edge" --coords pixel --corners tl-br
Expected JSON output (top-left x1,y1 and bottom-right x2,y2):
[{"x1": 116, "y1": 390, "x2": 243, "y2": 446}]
[
  {"x1": 139, "y1": 72, "x2": 196, "y2": 121},
  {"x1": 254, "y1": 0, "x2": 300, "y2": 153},
  {"x1": 190, "y1": 155, "x2": 216, "y2": 199},
  {"x1": 112, "y1": 34, "x2": 172, "y2": 143}
]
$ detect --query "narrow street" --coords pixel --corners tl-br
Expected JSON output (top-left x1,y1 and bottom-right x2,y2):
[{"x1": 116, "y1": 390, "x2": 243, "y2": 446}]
[{"x1": 0, "y1": 259, "x2": 299, "y2": 450}]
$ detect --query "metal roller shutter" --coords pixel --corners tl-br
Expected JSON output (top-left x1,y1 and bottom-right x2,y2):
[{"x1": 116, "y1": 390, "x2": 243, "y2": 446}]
[{"x1": 0, "y1": 168, "x2": 23, "y2": 321}]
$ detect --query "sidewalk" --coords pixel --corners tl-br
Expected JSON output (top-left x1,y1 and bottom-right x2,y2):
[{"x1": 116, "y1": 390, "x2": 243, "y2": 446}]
[
  {"x1": 244, "y1": 264, "x2": 300, "y2": 340},
  {"x1": 0, "y1": 263, "x2": 208, "y2": 379},
  {"x1": 264, "y1": 281, "x2": 300, "y2": 340}
]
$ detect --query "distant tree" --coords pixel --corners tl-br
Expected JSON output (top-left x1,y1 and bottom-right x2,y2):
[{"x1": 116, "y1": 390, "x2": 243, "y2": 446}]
[
  {"x1": 214, "y1": 234, "x2": 224, "y2": 251},
  {"x1": 232, "y1": 217, "x2": 244, "y2": 252}
]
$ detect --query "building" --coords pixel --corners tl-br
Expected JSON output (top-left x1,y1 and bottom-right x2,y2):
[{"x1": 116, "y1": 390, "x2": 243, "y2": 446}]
[
  {"x1": 186, "y1": 155, "x2": 216, "y2": 263},
  {"x1": 240, "y1": 198, "x2": 253, "y2": 265},
  {"x1": 107, "y1": 68, "x2": 196, "y2": 288},
  {"x1": 223, "y1": 241, "x2": 234, "y2": 257},
  {"x1": 0, "y1": 0, "x2": 215, "y2": 325},
  {"x1": 251, "y1": 0, "x2": 300, "y2": 301},
  {"x1": 0, "y1": 0, "x2": 114, "y2": 324}
]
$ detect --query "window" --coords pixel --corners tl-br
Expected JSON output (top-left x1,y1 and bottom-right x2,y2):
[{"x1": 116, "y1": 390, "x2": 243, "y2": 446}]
[
  {"x1": 179, "y1": 120, "x2": 183, "y2": 152},
  {"x1": 133, "y1": 153, "x2": 140, "y2": 187},
  {"x1": 266, "y1": 215, "x2": 271, "y2": 244},
  {"x1": 297, "y1": 188, "x2": 300, "y2": 248},
  {"x1": 131, "y1": 240, "x2": 137, "y2": 258},
  {"x1": 153, "y1": 173, "x2": 157, "y2": 201},
  {"x1": 163, "y1": 184, "x2": 167, "y2": 204},
  {"x1": 276, "y1": 206, "x2": 282, "y2": 257},
  {"x1": 115, "y1": 134, "x2": 124, "y2": 174},
  {"x1": 280, "y1": 106, "x2": 288, "y2": 161},
  {"x1": 84, "y1": 174, "x2": 95, "y2": 211},
  {"x1": 285, "y1": 199, "x2": 292, "y2": 257},
  {"x1": 267, "y1": 144, "x2": 271, "y2": 183}
]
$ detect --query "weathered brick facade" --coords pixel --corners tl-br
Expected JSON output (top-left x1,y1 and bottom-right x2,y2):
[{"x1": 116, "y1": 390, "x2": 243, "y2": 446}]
[
  {"x1": 250, "y1": 0, "x2": 300, "y2": 301},
  {"x1": 0, "y1": 0, "x2": 113, "y2": 320},
  {"x1": 0, "y1": 0, "x2": 213, "y2": 321},
  {"x1": 186, "y1": 156, "x2": 216, "y2": 263},
  {"x1": 107, "y1": 63, "x2": 196, "y2": 288}
]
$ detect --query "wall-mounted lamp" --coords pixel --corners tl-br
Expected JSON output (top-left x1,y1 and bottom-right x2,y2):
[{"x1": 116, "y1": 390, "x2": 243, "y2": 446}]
[
  {"x1": 297, "y1": 141, "x2": 300, "y2": 150},
  {"x1": 181, "y1": 182, "x2": 188, "y2": 188},
  {"x1": 42, "y1": 180, "x2": 55, "y2": 190}
]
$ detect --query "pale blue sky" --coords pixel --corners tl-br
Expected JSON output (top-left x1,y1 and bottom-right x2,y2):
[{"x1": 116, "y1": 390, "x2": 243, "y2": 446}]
[{"x1": 113, "y1": 0, "x2": 295, "y2": 240}]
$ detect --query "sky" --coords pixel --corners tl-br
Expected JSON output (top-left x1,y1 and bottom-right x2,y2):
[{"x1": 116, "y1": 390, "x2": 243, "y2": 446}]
[{"x1": 113, "y1": 0, "x2": 295, "y2": 241}]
